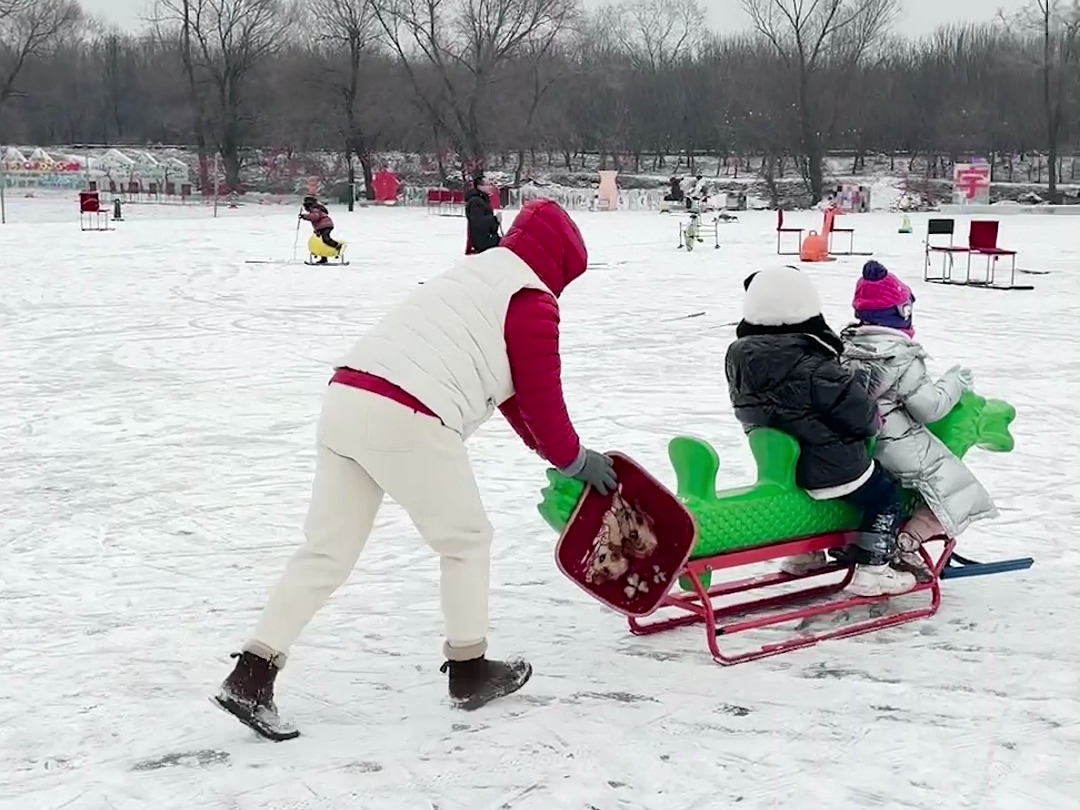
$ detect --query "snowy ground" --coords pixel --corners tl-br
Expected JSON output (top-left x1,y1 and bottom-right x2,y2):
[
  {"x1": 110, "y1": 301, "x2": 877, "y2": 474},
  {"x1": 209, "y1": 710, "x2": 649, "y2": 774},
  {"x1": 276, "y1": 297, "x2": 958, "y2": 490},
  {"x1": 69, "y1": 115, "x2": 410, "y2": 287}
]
[{"x1": 1, "y1": 200, "x2": 1078, "y2": 810}]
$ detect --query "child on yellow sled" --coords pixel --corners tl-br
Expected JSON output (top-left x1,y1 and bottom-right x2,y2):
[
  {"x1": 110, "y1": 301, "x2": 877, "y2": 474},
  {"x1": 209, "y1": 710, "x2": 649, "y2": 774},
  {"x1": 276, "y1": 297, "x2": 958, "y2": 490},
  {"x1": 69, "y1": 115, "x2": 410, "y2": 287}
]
[{"x1": 300, "y1": 195, "x2": 343, "y2": 264}]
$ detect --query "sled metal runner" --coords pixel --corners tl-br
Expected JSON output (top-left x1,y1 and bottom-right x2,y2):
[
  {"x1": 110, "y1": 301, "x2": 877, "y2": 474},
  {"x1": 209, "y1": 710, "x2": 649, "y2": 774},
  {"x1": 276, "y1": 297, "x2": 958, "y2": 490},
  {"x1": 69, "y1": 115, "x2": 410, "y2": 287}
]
[
  {"x1": 941, "y1": 551, "x2": 1033, "y2": 579},
  {"x1": 628, "y1": 532, "x2": 959, "y2": 666}
]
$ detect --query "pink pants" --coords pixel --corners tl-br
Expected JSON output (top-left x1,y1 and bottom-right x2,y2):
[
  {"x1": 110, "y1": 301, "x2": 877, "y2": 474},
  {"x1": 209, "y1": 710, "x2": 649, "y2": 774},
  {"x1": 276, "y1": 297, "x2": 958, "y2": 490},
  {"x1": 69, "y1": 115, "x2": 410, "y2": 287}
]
[{"x1": 902, "y1": 507, "x2": 947, "y2": 543}]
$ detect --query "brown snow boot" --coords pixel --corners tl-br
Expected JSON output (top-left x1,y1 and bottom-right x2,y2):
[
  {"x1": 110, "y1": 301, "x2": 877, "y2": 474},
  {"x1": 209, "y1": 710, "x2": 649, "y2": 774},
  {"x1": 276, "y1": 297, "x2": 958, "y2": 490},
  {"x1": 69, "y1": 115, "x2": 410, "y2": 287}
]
[
  {"x1": 440, "y1": 656, "x2": 532, "y2": 711},
  {"x1": 213, "y1": 651, "x2": 299, "y2": 741}
]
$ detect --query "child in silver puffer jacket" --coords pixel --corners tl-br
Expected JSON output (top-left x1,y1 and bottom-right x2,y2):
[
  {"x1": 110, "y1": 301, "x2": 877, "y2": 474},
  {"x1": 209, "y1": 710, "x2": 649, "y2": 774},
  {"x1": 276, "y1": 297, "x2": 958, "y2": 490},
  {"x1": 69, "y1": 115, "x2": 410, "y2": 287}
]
[{"x1": 842, "y1": 261, "x2": 999, "y2": 581}]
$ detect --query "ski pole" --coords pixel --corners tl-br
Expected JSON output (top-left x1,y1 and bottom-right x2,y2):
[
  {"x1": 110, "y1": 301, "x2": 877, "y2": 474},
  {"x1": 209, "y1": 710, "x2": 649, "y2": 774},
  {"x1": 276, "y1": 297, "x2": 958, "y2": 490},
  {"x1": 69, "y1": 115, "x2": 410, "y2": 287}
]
[{"x1": 292, "y1": 208, "x2": 302, "y2": 262}]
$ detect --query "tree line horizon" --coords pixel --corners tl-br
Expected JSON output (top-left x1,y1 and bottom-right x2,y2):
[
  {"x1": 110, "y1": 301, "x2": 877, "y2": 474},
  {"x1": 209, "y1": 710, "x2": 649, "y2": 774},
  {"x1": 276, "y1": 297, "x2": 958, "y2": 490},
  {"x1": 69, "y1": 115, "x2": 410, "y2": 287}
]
[{"x1": 1, "y1": 0, "x2": 1078, "y2": 203}]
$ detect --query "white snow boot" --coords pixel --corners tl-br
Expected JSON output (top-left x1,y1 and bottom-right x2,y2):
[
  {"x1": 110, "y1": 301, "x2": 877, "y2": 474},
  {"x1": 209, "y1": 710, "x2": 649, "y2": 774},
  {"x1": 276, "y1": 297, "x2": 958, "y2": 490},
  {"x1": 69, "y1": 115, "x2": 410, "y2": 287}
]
[{"x1": 847, "y1": 564, "x2": 917, "y2": 597}]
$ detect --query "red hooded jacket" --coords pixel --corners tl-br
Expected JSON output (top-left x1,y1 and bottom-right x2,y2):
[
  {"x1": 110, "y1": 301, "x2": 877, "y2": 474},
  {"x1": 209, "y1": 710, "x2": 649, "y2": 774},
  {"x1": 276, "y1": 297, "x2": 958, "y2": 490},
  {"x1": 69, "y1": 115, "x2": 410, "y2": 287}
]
[{"x1": 332, "y1": 199, "x2": 587, "y2": 470}]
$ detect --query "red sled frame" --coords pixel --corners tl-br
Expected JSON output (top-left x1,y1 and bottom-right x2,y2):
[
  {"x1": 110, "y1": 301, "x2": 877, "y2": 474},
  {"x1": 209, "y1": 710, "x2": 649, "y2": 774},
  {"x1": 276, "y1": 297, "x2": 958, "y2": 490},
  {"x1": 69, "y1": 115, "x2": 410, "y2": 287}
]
[{"x1": 628, "y1": 531, "x2": 956, "y2": 666}]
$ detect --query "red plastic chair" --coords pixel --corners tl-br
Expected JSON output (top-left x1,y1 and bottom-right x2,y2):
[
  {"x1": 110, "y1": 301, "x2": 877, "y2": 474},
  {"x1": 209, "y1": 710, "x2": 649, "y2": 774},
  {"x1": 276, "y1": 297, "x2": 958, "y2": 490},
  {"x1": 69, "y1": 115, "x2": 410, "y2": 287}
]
[
  {"x1": 79, "y1": 191, "x2": 100, "y2": 213},
  {"x1": 966, "y1": 220, "x2": 1018, "y2": 287},
  {"x1": 776, "y1": 209, "x2": 803, "y2": 256},
  {"x1": 430, "y1": 189, "x2": 453, "y2": 213},
  {"x1": 78, "y1": 191, "x2": 110, "y2": 231},
  {"x1": 968, "y1": 220, "x2": 1008, "y2": 252},
  {"x1": 450, "y1": 190, "x2": 465, "y2": 206}
]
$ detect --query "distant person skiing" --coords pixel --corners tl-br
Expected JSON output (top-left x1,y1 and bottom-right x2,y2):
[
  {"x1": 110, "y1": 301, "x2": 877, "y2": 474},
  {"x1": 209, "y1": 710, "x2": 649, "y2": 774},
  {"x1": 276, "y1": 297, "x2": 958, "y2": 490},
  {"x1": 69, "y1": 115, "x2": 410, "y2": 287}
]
[
  {"x1": 464, "y1": 176, "x2": 501, "y2": 255},
  {"x1": 300, "y1": 196, "x2": 341, "y2": 264}
]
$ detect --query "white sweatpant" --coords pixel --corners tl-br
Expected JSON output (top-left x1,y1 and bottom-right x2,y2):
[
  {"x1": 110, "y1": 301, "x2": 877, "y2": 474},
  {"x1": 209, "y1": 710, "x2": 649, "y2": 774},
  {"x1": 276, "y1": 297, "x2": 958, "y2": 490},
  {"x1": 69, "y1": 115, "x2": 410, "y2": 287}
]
[{"x1": 248, "y1": 385, "x2": 493, "y2": 664}]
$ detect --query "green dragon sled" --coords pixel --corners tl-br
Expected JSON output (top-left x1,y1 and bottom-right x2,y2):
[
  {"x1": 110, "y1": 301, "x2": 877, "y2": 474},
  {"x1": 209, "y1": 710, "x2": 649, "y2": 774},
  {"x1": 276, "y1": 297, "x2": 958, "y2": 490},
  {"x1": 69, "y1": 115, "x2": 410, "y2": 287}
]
[{"x1": 538, "y1": 391, "x2": 1016, "y2": 558}]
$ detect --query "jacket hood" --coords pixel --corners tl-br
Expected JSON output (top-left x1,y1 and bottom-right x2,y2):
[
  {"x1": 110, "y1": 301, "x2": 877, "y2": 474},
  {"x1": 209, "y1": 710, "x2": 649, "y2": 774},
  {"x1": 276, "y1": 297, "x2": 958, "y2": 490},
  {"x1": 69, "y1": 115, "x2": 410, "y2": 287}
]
[
  {"x1": 742, "y1": 265, "x2": 822, "y2": 326},
  {"x1": 737, "y1": 314, "x2": 844, "y2": 356},
  {"x1": 842, "y1": 324, "x2": 925, "y2": 363},
  {"x1": 499, "y1": 200, "x2": 587, "y2": 296}
]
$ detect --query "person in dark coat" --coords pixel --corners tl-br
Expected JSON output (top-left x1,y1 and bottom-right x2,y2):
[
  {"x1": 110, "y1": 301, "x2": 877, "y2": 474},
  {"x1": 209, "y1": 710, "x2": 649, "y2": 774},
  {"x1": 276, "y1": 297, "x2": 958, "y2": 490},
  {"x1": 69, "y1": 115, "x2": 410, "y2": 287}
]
[
  {"x1": 464, "y1": 177, "x2": 501, "y2": 255},
  {"x1": 664, "y1": 176, "x2": 684, "y2": 203},
  {"x1": 724, "y1": 265, "x2": 916, "y2": 597}
]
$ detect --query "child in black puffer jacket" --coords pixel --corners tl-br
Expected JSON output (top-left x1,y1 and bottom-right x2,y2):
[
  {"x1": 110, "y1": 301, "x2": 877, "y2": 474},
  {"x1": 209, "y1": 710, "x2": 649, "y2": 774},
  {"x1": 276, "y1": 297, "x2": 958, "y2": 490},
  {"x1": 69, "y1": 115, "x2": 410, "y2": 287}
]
[{"x1": 724, "y1": 265, "x2": 916, "y2": 597}]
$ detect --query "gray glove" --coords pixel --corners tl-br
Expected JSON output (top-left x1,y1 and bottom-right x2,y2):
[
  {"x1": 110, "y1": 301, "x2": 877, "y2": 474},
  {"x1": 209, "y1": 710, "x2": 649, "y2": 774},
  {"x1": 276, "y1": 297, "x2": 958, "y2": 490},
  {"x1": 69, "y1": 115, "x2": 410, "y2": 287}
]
[
  {"x1": 562, "y1": 449, "x2": 617, "y2": 495},
  {"x1": 944, "y1": 365, "x2": 974, "y2": 391}
]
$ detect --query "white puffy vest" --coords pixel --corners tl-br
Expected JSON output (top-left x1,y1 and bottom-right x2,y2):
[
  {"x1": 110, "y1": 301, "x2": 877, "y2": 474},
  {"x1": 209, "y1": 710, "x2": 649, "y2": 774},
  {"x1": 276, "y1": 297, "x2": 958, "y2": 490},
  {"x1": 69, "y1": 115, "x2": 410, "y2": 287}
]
[{"x1": 340, "y1": 248, "x2": 554, "y2": 438}]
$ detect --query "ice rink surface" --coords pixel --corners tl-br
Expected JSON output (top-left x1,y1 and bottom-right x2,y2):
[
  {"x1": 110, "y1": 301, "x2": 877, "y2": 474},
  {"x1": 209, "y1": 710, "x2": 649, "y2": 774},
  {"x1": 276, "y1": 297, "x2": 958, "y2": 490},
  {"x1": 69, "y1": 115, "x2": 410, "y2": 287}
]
[{"x1": 1, "y1": 197, "x2": 1077, "y2": 809}]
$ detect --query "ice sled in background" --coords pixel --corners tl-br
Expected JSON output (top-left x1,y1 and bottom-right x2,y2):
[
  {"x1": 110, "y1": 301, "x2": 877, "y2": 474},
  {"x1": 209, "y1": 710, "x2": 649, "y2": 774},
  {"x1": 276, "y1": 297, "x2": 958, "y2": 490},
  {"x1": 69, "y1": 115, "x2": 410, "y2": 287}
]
[{"x1": 676, "y1": 212, "x2": 720, "y2": 251}]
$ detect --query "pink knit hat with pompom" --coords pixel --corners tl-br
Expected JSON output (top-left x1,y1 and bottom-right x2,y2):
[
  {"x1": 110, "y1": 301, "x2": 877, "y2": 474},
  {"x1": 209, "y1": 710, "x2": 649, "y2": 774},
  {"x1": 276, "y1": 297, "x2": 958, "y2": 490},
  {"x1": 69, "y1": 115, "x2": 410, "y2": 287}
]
[{"x1": 853, "y1": 261, "x2": 914, "y2": 334}]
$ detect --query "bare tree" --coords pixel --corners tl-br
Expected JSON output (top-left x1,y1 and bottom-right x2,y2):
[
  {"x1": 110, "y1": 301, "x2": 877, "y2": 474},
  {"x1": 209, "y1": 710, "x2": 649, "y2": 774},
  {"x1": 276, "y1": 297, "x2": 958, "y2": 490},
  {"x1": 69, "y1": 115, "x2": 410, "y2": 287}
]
[
  {"x1": 174, "y1": 0, "x2": 212, "y2": 189},
  {"x1": 606, "y1": 0, "x2": 703, "y2": 71},
  {"x1": 601, "y1": 0, "x2": 704, "y2": 167},
  {"x1": 311, "y1": 0, "x2": 381, "y2": 206},
  {"x1": 371, "y1": 0, "x2": 577, "y2": 177},
  {"x1": 742, "y1": 0, "x2": 899, "y2": 202},
  {"x1": 1007, "y1": 0, "x2": 1080, "y2": 202},
  {"x1": 557, "y1": 14, "x2": 627, "y2": 169},
  {"x1": 506, "y1": 36, "x2": 564, "y2": 181},
  {"x1": 157, "y1": 0, "x2": 296, "y2": 189},
  {"x1": 2, "y1": 0, "x2": 1078, "y2": 202},
  {"x1": 0, "y1": 0, "x2": 81, "y2": 117}
]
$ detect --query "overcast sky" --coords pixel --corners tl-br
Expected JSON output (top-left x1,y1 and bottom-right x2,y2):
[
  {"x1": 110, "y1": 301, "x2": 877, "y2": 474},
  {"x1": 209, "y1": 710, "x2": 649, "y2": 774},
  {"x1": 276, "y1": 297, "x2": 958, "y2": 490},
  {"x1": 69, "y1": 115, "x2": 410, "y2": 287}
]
[{"x1": 80, "y1": 0, "x2": 1030, "y2": 37}]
